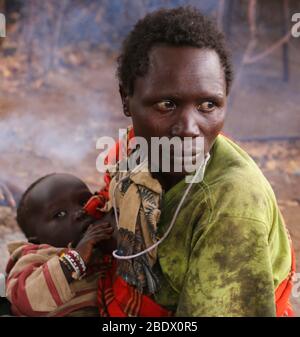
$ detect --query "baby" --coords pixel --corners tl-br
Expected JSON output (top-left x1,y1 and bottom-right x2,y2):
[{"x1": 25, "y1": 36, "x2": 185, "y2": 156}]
[{"x1": 5, "y1": 173, "x2": 116, "y2": 317}]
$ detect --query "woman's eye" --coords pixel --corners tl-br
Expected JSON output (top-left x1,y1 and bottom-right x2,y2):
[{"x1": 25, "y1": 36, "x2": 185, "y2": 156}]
[
  {"x1": 198, "y1": 101, "x2": 216, "y2": 112},
  {"x1": 154, "y1": 100, "x2": 176, "y2": 112},
  {"x1": 54, "y1": 210, "x2": 67, "y2": 219}
]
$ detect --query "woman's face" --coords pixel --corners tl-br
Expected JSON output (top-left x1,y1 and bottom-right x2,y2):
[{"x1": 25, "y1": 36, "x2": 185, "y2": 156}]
[{"x1": 123, "y1": 45, "x2": 227, "y2": 179}]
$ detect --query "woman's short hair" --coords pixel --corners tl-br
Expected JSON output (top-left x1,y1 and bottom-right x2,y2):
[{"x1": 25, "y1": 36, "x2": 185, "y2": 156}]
[{"x1": 117, "y1": 6, "x2": 233, "y2": 96}]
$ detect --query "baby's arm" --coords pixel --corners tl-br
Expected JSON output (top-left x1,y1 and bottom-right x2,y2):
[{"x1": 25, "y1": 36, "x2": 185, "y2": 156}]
[
  {"x1": 6, "y1": 219, "x2": 114, "y2": 317},
  {"x1": 5, "y1": 242, "x2": 75, "y2": 316}
]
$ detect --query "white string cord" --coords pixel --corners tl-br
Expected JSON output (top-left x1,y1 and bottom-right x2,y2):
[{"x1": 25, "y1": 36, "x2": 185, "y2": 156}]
[{"x1": 112, "y1": 154, "x2": 210, "y2": 260}]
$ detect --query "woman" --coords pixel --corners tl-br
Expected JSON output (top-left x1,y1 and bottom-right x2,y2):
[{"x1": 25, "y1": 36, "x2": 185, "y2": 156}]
[{"x1": 87, "y1": 7, "x2": 295, "y2": 317}]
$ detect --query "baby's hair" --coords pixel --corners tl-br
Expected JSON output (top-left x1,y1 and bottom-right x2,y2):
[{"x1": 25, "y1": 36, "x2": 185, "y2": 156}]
[{"x1": 17, "y1": 173, "x2": 56, "y2": 237}]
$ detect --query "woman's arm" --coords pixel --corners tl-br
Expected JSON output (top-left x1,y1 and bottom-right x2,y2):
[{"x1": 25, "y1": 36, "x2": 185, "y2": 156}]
[{"x1": 176, "y1": 216, "x2": 276, "y2": 317}]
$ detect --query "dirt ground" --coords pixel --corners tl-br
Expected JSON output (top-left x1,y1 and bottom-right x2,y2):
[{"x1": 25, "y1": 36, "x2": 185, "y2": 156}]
[{"x1": 0, "y1": 50, "x2": 299, "y2": 315}]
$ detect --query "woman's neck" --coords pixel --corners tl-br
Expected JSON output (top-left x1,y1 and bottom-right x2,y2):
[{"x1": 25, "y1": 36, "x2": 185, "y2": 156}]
[{"x1": 151, "y1": 172, "x2": 185, "y2": 192}]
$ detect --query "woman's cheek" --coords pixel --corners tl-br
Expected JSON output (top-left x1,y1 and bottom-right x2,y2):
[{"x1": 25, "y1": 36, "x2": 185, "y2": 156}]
[
  {"x1": 132, "y1": 110, "x2": 164, "y2": 137},
  {"x1": 207, "y1": 109, "x2": 225, "y2": 132}
]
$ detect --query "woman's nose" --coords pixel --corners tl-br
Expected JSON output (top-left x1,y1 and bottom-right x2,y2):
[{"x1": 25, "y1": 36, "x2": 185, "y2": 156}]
[{"x1": 171, "y1": 108, "x2": 200, "y2": 138}]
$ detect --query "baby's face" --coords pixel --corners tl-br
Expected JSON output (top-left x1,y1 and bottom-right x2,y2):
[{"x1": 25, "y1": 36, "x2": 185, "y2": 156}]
[{"x1": 24, "y1": 174, "x2": 93, "y2": 247}]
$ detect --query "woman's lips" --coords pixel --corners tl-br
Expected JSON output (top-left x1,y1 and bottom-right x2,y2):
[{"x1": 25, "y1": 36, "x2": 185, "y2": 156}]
[
  {"x1": 145, "y1": 137, "x2": 205, "y2": 172},
  {"x1": 171, "y1": 153, "x2": 203, "y2": 163}
]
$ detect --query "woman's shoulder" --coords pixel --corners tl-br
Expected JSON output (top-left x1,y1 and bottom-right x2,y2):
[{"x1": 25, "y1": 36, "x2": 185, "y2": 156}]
[
  {"x1": 205, "y1": 134, "x2": 275, "y2": 195},
  {"x1": 201, "y1": 135, "x2": 278, "y2": 225},
  {"x1": 206, "y1": 135, "x2": 268, "y2": 182}
]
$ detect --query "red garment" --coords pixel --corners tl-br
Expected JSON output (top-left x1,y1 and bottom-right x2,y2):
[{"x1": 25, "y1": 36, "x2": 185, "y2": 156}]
[
  {"x1": 97, "y1": 256, "x2": 172, "y2": 317},
  {"x1": 275, "y1": 245, "x2": 296, "y2": 317},
  {"x1": 84, "y1": 127, "x2": 135, "y2": 219}
]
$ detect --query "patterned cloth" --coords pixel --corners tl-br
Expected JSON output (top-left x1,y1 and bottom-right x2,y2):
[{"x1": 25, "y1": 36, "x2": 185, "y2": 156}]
[
  {"x1": 105, "y1": 163, "x2": 163, "y2": 294},
  {"x1": 87, "y1": 126, "x2": 164, "y2": 295}
]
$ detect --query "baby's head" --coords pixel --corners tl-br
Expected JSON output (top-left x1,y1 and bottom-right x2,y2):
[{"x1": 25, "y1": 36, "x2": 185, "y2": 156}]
[{"x1": 17, "y1": 173, "x2": 93, "y2": 247}]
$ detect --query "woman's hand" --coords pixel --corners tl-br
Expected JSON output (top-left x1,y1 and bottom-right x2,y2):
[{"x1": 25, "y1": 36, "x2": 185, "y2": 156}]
[{"x1": 74, "y1": 220, "x2": 114, "y2": 265}]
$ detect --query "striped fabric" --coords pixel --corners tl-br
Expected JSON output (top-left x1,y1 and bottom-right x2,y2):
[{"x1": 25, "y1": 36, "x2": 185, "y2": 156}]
[{"x1": 5, "y1": 241, "x2": 107, "y2": 317}]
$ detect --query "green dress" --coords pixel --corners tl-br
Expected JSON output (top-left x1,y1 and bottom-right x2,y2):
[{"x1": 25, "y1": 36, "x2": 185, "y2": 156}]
[{"x1": 154, "y1": 135, "x2": 292, "y2": 317}]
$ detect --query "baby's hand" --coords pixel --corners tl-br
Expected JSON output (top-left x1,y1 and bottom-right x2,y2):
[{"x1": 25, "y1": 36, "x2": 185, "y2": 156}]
[{"x1": 74, "y1": 220, "x2": 114, "y2": 265}]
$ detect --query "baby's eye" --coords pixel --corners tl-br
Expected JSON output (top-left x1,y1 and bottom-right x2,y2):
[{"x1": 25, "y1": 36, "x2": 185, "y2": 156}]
[
  {"x1": 154, "y1": 100, "x2": 176, "y2": 113},
  {"x1": 197, "y1": 101, "x2": 216, "y2": 113},
  {"x1": 54, "y1": 210, "x2": 67, "y2": 219}
]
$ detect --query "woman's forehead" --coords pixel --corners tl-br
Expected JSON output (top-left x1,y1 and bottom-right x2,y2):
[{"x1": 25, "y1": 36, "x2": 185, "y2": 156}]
[{"x1": 135, "y1": 45, "x2": 226, "y2": 97}]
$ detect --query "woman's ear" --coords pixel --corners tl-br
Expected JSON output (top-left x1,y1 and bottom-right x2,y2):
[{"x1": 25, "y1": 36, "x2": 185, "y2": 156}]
[{"x1": 119, "y1": 85, "x2": 131, "y2": 117}]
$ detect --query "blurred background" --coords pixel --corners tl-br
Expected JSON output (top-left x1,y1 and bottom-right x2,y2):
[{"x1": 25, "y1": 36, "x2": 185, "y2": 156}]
[{"x1": 0, "y1": 0, "x2": 299, "y2": 314}]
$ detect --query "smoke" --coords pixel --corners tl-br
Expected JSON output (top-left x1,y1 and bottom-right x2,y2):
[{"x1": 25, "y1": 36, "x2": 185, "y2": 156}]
[
  {"x1": 0, "y1": 68, "x2": 123, "y2": 183},
  {"x1": 0, "y1": 0, "x2": 299, "y2": 182},
  {"x1": 0, "y1": 112, "x2": 91, "y2": 164}
]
